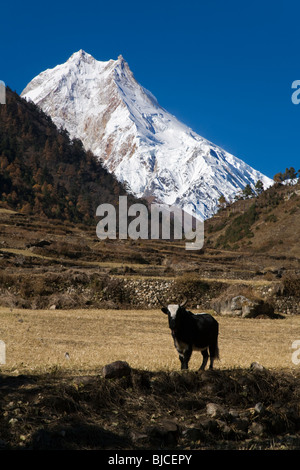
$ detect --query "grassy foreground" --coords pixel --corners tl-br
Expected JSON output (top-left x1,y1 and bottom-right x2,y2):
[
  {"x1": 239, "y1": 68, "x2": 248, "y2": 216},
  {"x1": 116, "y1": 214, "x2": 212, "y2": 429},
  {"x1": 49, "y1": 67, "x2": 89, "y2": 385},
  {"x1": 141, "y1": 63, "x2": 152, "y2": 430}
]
[
  {"x1": 0, "y1": 307, "x2": 300, "y2": 450},
  {"x1": 0, "y1": 307, "x2": 299, "y2": 374}
]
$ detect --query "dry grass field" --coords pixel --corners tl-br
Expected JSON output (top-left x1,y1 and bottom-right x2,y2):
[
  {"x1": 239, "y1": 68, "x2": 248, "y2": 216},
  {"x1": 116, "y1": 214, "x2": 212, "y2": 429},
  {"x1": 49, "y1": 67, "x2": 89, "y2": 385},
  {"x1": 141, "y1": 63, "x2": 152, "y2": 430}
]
[{"x1": 0, "y1": 307, "x2": 299, "y2": 374}]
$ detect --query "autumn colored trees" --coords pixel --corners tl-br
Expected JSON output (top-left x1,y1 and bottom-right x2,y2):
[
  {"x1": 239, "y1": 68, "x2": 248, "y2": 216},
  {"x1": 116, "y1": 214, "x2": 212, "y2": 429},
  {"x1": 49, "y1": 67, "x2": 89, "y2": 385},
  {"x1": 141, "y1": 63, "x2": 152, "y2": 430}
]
[
  {"x1": 0, "y1": 88, "x2": 138, "y2": 224},
  {"x1": 273, "y1": 167, "x2": 299, "y2": 184}
]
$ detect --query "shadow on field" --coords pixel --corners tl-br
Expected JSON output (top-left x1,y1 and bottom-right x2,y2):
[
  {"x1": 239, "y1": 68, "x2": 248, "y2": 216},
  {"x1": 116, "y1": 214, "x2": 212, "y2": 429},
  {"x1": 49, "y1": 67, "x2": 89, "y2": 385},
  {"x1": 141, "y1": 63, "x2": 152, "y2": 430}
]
[
  {"x1": 31, "y1": 423, "x2": 129, "y2": 450},
  {"x1": 0, "y1": 367, "x2": 300, "y2": 450}
]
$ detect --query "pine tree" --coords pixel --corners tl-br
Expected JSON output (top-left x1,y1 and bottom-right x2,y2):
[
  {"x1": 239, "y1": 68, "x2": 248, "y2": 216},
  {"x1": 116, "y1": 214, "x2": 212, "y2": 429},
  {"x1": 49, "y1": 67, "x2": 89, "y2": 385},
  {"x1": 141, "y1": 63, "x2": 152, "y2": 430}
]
[
  {"x1": 273, "y1": 172, "x2": 284, "y2": 183},
  {"x1": 255, "y1": 180, "x2": 264, "y2": 194},
  {"x1": 284, "y1": 167, "x2": 297, "y2": 180},
  {"x1": 242, "y1": 184, "x2": 254, "y2": 199}
]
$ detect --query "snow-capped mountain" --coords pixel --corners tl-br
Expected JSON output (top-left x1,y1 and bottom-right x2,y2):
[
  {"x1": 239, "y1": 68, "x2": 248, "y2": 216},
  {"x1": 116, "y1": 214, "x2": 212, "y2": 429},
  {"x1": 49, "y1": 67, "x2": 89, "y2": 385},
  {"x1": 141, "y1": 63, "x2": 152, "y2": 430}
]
[{"x1": 21, "y1": 50, "x2": 273, "y2": 220}]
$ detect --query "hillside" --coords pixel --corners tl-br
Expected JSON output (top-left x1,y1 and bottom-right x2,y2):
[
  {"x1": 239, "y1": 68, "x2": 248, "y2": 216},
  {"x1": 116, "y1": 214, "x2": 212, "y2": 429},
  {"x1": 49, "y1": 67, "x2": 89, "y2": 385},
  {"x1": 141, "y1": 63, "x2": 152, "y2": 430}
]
[
  {"x1": 1, "y1": 87, "x2": 300, "y2": 315},
  {"x1": 205, "y1": 181, "x2": 300, "y2": 259},
  {"x1": 1, "y1": 198, "x2": 300, "y2": 315},
  {"x1": 0, "y1": 88, "x2": 140, "y2": 224}
]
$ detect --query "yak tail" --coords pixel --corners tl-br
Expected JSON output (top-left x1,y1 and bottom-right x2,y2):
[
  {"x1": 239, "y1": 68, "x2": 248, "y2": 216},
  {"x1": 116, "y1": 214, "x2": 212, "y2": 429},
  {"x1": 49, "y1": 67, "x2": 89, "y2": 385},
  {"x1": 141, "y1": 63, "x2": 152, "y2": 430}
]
[{"x1": 211, "y1": 340, "x2": 220, "y2": 360}]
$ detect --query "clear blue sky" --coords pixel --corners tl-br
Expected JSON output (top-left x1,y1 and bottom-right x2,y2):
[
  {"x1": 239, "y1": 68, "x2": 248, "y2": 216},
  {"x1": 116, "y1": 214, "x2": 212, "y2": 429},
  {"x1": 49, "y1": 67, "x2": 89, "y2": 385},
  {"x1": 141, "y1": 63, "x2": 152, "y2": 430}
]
[{"x1": 1, "y1": 0, "x2": 300, "y2": 179}]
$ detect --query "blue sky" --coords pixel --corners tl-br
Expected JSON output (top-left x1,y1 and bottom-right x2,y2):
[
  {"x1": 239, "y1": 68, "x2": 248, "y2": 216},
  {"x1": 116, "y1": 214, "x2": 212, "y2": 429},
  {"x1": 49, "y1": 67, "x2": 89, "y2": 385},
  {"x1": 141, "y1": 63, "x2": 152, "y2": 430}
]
[{"x1": 1, "y1": 0, "x2": 300, "y2": 179}]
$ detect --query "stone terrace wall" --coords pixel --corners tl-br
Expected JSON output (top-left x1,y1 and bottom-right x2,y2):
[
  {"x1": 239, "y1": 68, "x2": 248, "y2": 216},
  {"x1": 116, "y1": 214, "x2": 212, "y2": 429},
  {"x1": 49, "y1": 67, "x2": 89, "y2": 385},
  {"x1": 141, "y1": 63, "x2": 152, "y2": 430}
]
[{"x1": 121, "y1": 278, "x2": 300, "y2": 314}]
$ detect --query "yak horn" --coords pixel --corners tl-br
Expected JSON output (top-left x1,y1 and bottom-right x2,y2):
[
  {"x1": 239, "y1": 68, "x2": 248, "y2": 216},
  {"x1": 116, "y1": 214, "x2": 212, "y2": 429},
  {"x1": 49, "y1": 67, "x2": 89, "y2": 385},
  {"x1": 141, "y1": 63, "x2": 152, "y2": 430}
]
[
  {"x1": 180, "y1": 297, "x2": 188, "y2": 307},
  {"x1": 156, "y1": 296, "x2": 167, "y2": 308}
]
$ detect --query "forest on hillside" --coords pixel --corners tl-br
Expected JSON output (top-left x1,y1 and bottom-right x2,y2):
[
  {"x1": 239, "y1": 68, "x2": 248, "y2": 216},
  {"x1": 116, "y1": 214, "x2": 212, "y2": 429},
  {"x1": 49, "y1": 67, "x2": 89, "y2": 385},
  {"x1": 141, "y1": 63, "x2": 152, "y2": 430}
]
[{"x1": 0, "y1": 89, "x2": 139, "y2": 224}]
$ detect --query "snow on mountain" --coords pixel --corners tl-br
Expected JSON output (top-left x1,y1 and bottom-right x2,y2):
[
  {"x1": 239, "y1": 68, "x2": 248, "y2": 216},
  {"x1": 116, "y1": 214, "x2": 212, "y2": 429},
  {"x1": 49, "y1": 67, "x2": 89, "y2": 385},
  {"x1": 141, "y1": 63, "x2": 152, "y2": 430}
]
[{"x1": 21, "y1": 50, "x2": 273, "y2": 220}]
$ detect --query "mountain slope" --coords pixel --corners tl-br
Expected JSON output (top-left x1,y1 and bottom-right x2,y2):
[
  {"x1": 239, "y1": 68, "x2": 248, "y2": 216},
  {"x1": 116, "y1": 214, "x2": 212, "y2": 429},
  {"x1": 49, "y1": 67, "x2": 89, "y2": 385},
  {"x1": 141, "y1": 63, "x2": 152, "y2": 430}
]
[
  {"x1": 0, "y1": 88, "x2": 139, "y2": 223},
  {"x1": 205, "y1": 181, "x2": 300, "y2": 258},
  {"x1": 21, "y1": 50, "x2": 273, "y2": 220}
]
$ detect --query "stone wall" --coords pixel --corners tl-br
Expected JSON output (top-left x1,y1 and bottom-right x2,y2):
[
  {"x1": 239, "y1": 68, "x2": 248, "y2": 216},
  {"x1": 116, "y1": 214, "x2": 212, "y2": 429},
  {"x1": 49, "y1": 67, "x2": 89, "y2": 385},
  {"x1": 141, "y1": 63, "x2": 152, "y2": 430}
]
[
  {"x1": 121, "y1": 277, "x2": 226, "y2": 310},
  {"x1": 1, "y1": 271, "x2": 300, "y2": 314},
  {"x1": 120, "y1": 277, "x2": 300, "y2": 314}
]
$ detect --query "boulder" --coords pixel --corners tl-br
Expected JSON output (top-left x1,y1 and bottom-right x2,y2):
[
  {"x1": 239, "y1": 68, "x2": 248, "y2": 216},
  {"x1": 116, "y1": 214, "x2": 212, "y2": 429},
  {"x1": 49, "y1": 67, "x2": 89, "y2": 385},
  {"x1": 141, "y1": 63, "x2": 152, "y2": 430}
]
[
  {"x1": 147, "y1": 420, "x2": 179, "y2": 446},
  {"x1": 254, "y1": 402, "x2": 265, "y2": 416},
  {"x1": 101, "y1": 361, "x2": 131, "y2": 379},
  {"x1": 211, "y1": 295, "x2": 275, "y2": 318},
  {"x1": 182, "y1": 426, "x2": 203, "y2": 441},
  {"x1": 250, "y1": 361, "x2": 265, "y2": 371},
  {"x1": 232, "y1": 417, "x2": 249, "y2": 432},
  {"x1": 206, "y1": 402, "x2": 226, "y2": 418},
  {"x1": 249, "y1": 422, "x2": 265, "y2": 436}
]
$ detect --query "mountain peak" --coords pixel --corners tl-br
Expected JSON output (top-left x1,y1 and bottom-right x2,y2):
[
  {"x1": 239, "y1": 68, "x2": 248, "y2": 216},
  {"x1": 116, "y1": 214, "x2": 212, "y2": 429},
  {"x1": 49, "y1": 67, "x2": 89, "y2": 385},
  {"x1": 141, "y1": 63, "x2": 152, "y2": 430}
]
[
  {"x1": 68, "y1": 49, "x2": 95, "y2": 64},
  {"x1": 21, "y1": 53, "x2": 273, "y2": 220}
]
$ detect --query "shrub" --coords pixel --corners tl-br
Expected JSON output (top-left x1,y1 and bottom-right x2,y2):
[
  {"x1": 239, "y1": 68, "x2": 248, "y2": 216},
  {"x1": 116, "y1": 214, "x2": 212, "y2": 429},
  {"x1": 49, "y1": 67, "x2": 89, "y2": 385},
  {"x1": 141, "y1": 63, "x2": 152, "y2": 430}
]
[
  {"x1": 0, "y1": 271, "x2": 15, "y2": 288},
  {"x1": 91, "y1": 275, "x2": 133, "y2": 306},
  {"x1": 283, "y1": 275, "x2": 300, "y2": 297},
  {"x1": 173, "y1": 274, "x2": 210, "y2": 301},
  {"x1": 216, "y1": 204, "x2": 258, "y2": 248},
  {"x1": 265, "y1": 214, "x2": 278, "y2": 223},
  {"x1": 213, "y1": 284, "x2": 263, "y2": 303}
]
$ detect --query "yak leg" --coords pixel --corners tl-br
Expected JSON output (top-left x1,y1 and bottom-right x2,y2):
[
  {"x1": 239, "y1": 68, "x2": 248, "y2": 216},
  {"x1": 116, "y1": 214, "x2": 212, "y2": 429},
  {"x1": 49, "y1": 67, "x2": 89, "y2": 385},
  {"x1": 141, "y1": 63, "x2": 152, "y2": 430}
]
[
  {"x1": 179, "y1": 347, "x2": 192, "y2": 370},
  {"x1": 199, "y1": 349, "x2": 209, "y2": 370},
  {"x1": 208, "y1": 341, "x2": 219, "y2": 369}
]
